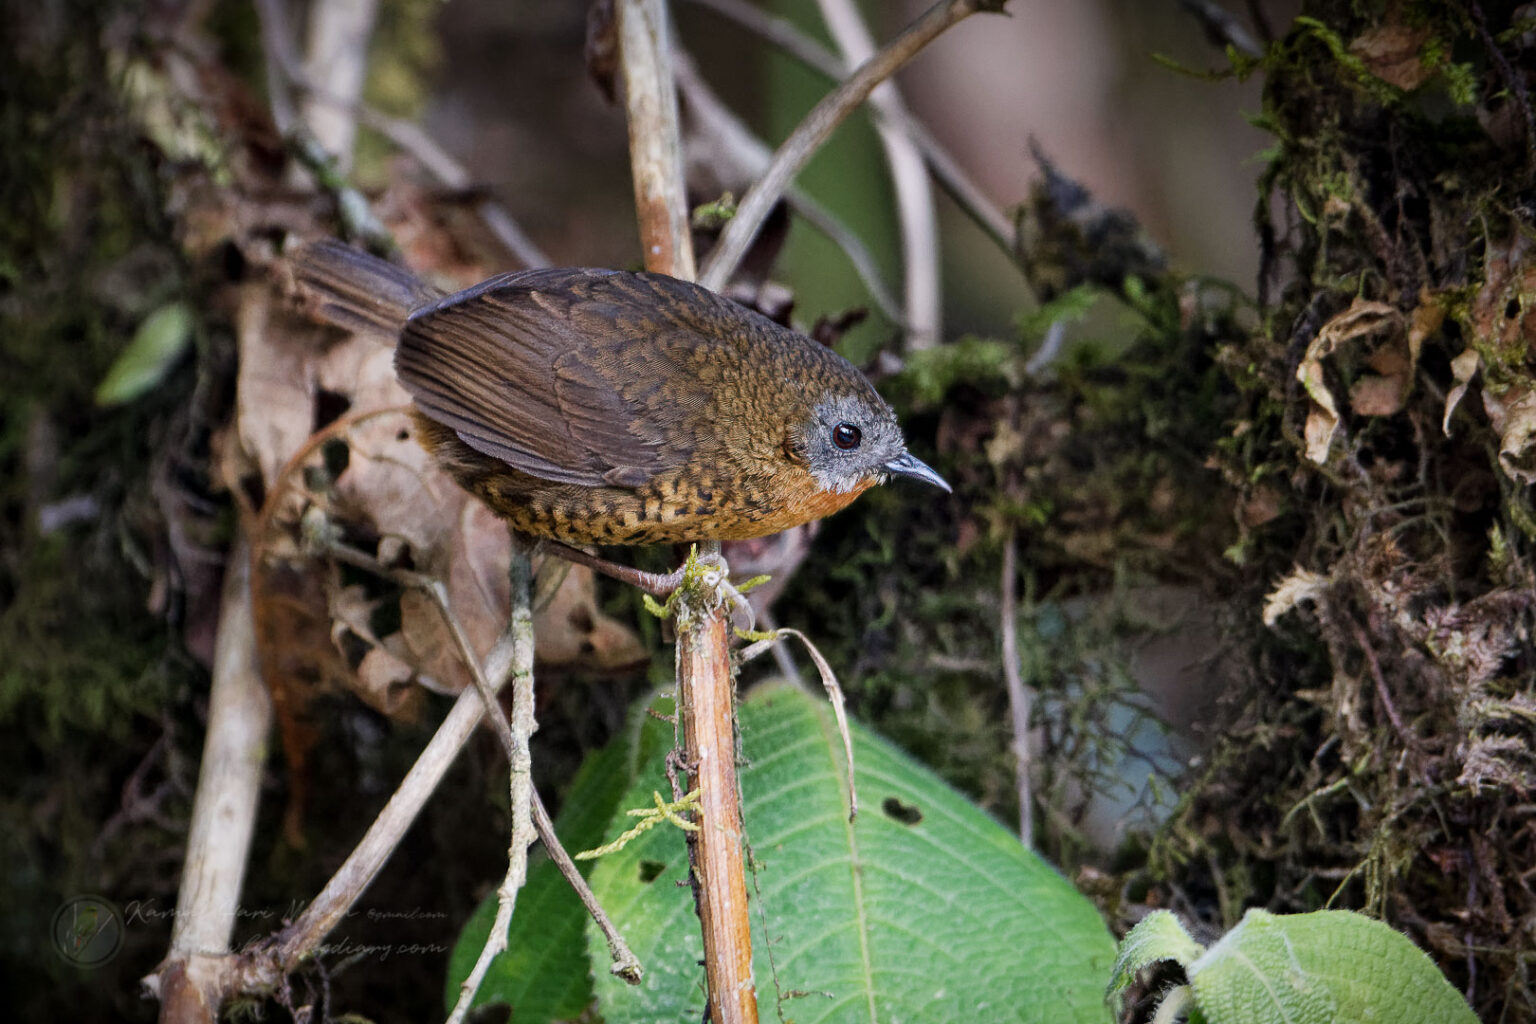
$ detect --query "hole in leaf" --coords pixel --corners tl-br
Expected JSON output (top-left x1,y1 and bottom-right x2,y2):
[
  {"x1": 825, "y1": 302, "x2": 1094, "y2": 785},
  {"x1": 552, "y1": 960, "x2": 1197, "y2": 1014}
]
[
  {"x1": 314, "y1": 388, "x2": 351, "y2": 430},
  {"x1": 881, "y1": 797, "x2": 923, "y2": 825},
  {"x1": 321, "y1": 437, "x2": 350, "y2": 479},
  {"x1": 637, "y1": 860, "x2": 665, "y2": 883},
  {"x1": 336, "y1": 628, "x2": 370, "y2": 670},
  {"x1": 369, "y1": 593, "x2": 403, "y2": 639}
]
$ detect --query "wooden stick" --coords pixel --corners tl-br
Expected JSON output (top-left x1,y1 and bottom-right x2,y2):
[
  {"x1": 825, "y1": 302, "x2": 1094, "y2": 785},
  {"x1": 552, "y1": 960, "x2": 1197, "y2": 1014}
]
[
  {"x1": 446, "y1": 547, "x2": 538, "y2": 1023},
  {"x1": 619, "y1": 0, "x2": 697, "y2": 281},
  {"x1": 617, "y1": 2, "x2": 756, "y2": 1020},
  {"x1": 149, "y1": 541, "x2": 272, "y2": 1023},
  {"x1": 999, "y1": 527, "x2": 1034, "y2": 847},
  {"x1": 676, "y1": 604, "x2": 756, "y2": 1022},
  {"x1": 685, "y1": 0, "x2": 1018, "y2": 272}
]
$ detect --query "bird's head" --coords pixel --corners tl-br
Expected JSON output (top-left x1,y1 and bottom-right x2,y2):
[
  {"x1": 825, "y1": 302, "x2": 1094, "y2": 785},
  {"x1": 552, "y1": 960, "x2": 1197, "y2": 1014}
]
[{"x1": 792, "y1": 388, "x2": 950, "y2": 497}]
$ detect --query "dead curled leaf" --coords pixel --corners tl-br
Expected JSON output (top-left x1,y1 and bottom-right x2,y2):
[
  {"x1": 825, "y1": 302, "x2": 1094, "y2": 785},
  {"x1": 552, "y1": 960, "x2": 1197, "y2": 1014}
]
[
  {"x1": 1495, "y1": 390, "x2": 1536, "y2": 484},
  {"x1": 1294, "y1": 294, "x2": 1446, "y2": 463},
  {"x1": 1296, "y1": 299, "x2": 1405, "y2": 463}
]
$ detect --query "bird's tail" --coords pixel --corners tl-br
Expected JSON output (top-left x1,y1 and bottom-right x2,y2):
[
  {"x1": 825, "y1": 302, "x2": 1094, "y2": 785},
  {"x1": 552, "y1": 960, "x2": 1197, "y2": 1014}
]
[{"x1": 284, "y1": 239, "x2": 442, "y2": 335}]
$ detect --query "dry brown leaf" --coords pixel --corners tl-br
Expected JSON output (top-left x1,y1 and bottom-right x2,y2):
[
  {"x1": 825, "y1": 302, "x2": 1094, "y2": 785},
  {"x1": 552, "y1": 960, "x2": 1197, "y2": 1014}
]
[
  {"x1": 1497, "y1": 389, "x2": 1536, "y2": 484},
  {"x1": 1349, "y1": 373, "x2": 1408, "y2": 416},
  {"x1": 1349, "y1": 24, "x2": 1434, "y2": 91},
  {"x1": 532, "y1": 560, "x2": 648, "y2": 669},
  {"x1": 1296, "y1": 299, "x2": 1404, "y2": 463},
  {"x1": 354, "y1": 647, "x2": 419, "y2": 718}
]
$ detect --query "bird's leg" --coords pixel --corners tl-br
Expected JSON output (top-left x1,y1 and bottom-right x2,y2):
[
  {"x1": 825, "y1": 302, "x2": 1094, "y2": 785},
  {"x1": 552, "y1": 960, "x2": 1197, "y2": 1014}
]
[
  {"x1": 534, "y1": 539, "x2": 755, "y2": 631},
  {"x1": 534, "y1": 539, "x2": 685, "y2": 596}
]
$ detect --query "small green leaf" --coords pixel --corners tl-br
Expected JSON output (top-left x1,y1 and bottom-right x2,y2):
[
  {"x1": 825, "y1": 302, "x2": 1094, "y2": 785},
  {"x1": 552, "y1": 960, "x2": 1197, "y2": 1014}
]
[
  {"x1": 96, "y1": 301, "x2": 193, "y2": 406},
  {"x1": 1106, "y1": 910, "x2": 1206, "y2": 1008},
  {"x1": 1116, "y1": 909, "x2": 1478, "y2": 1024}
]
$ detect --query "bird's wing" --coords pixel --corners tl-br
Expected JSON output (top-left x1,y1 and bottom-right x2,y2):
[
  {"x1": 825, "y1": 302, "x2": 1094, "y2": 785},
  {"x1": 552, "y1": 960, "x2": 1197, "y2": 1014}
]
[{"x1": 396, "y1": 268, "x2": 745, "y2": 488}]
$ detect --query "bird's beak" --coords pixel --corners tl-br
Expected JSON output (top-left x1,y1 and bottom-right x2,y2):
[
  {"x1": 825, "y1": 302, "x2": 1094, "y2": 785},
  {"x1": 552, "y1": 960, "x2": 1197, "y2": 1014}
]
[{"x1": 883, "y1": 451, "x2": 951, "y2": 493}]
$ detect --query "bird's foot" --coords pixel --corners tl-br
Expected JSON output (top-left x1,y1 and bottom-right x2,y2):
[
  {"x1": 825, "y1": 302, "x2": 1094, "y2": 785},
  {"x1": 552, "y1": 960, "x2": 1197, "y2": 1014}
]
[{"x1": 536, "y1": 540, "x2": 757, "y2": 632}]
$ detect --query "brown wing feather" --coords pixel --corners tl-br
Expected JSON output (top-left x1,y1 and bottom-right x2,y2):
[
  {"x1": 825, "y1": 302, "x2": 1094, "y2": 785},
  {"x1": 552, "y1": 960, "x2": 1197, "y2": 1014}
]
[{"x1": 396, "y1": 268, "x2": 749, "y2": 488}]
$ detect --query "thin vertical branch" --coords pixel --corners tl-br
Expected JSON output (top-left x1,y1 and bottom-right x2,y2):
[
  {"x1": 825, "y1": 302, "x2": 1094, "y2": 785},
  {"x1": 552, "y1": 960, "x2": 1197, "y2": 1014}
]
[
  {"x1": 698, "y1": 0, "x2": 1004, "y2": 293},
  {"x1": 299, "y1": 0, "x2": 379, "y2": 172},
  {"x1": 815, "y1": 0, "x2": 941, "y2": 348},
  {"x1": 150, "y1": 542, "x2": 272, "y2": 1024},
  {"x1": 617, "y1": 1, "x2": 755, "y2": 1020},
  {"x1": 1000, "y1": 527, "x2": 1034, "y2": 847},
  {"x1": 618, "y1": 0, "x2": 697, "y2": 280},
  {"x1": 675, "y1": 599, "x2": 756, "y2": 1023},
  {"x1": 446, "y1": 549, "x2": 538, "y2": 1024}
]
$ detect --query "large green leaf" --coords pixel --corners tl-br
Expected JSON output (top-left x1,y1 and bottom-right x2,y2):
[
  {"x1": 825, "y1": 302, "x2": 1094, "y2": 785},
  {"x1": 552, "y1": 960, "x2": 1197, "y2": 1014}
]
[
  {"x1": 589, "y1": 682, "x2": 1115, "y2": 1023},
  {"x1": 1109, "y1": 908, "x2": 1477, "y2": 1024}
]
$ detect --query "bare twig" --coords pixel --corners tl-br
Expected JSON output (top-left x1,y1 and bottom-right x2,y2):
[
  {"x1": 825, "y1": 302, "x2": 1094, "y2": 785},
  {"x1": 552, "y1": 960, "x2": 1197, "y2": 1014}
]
[
  {"x1": 253, "y1": 0, "x2": 550, "y2": 268},
  {"x1": 688, "y1": 0, "x2": 845, "y2": 77},
  {"x1": 252, "y1": 628, "x2": 521, "y2": 980},
  {"x1": 695, "y1": 0, "x2": 1010, "y2": 292},
  {"x1": 737, "y1": 627, "x2": 857, "y2": 819},
  {"x1": 319, "y1": 540, "x2": 643, "y2": 983},
  {"x1": 1000, "y1": 528, "x2": 1034, "y2": 847},
  {"x1": 1348, "y1": 618, "x2": 1418, "y2": 755},
  {"x1": 1024, "y1": 318, "x2": 1067, "y2": 377},
  {"x1": 299, "y1": 0, "x2": 380, "y2": 172},
  {"x1": 816, "y1": 0, "x2": 941, "y2": 348},
  {"x1": 674, "y1": 54, "x2": 904, "y2": 322},
  {"x1": 147, "y1": 541, "x2": 272, "y2": 1024},
  {"x1": 618, "y1": 0, "x2": 696, "y2": 279},
  {"x1": 446, "y1": 546, "x2": 539, "y2": 1023}
]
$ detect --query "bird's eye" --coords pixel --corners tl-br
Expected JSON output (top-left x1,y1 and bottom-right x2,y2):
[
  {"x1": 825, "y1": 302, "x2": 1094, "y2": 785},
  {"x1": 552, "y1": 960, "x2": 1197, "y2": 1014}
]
[{"x1": 832, "y1": 422, "x2": 862, "y2": 451}]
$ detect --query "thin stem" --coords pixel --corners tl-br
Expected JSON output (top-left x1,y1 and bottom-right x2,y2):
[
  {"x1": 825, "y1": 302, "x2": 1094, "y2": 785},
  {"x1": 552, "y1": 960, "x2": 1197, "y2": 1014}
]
[
  {"x1": 697, "y1": 0, "x2": 1006, "y2": 292},
  {"x1": 1000, "y1": 528, "x2": 1034, "y2": 847},
  {"x1": 299, "y1": 0, "x2": 379, "y2": 173},
  {"x1": 323, "y1": 542, "x2": 644, "y2": 981},
  {"x1": 816, "y1": 0, "x2": 941, "y2": 348},
  {"x1": 618, "y1": 0, "x2": 697, "y2": 278},
  {"x1": 673, "y1": 550, "x2": 758, "y2": 1024},
  {"x1": 446, "y1": 545, "x2": 538, "y2": 1024},
  {"x1": 618, "y1": 1, "x2": 754, "y2": 1017},
  {"x1": 253, "y1": 0, "x2": 549, "y2": 268},
  {"x1": 673, "y1": 54, "x2": 904, "y2": 322},
  {"x1": 690, "y1": 0, "x2": 1016, "y2": 257}
]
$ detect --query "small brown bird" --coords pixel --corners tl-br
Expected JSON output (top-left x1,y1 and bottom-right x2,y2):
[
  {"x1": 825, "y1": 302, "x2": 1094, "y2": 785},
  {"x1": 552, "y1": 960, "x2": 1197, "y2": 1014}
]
[{"x1": 288, "y1": 241, "x2": 948, "y2": 548}]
